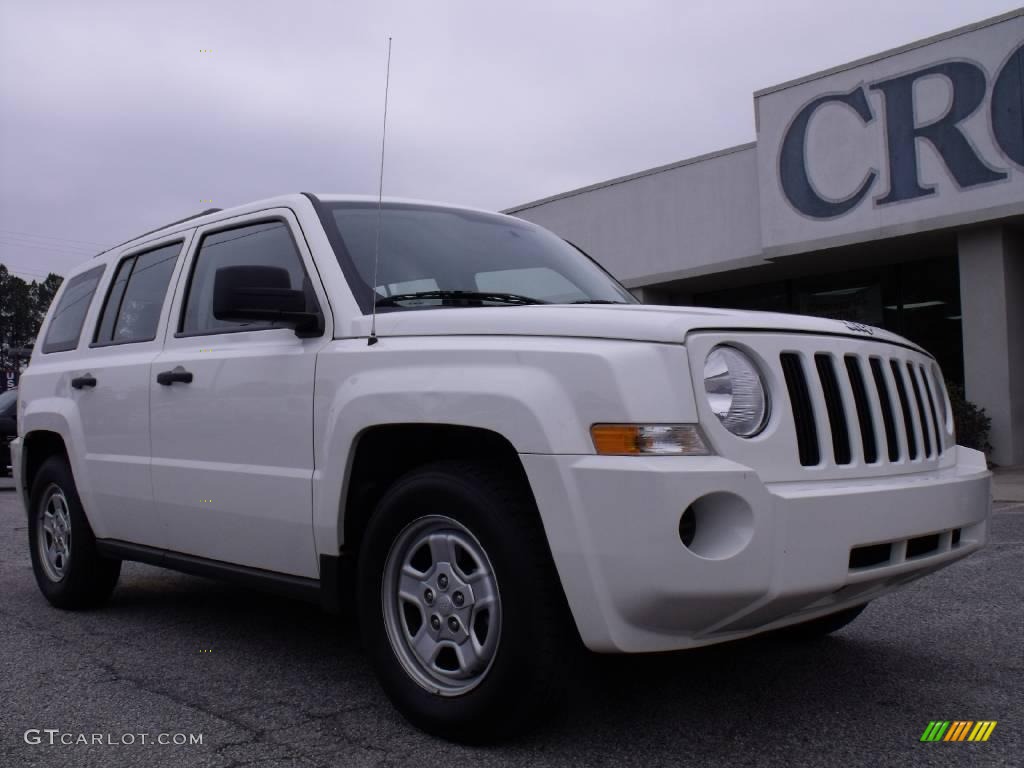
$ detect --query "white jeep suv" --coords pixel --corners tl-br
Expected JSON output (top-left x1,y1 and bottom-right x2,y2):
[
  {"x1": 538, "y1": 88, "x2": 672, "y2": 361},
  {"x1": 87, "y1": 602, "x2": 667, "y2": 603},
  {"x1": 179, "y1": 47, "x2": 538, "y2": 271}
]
[{"x1": 13, "y1": 194, "x2": 990, "y2": 741}]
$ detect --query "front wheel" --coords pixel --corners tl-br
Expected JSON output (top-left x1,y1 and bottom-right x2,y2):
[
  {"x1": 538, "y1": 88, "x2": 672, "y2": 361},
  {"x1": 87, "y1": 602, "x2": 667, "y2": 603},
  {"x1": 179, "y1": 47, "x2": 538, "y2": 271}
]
[{"x1": 358, "y1": 461, "x2": 575, "y2": 742}]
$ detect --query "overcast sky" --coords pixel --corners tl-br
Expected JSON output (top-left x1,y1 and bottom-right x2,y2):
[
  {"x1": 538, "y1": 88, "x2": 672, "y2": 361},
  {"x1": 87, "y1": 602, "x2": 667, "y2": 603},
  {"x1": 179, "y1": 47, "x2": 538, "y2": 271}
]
[{"x1": 1, "y1": 0, "x2": 1020, "y2": 280}]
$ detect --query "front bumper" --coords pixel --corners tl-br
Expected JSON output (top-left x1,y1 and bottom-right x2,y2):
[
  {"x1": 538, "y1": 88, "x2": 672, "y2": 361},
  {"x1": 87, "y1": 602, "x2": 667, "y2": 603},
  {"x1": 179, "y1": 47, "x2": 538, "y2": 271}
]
[{"x1": 522, "y1": 446, "x2": 990, "y2": 653}]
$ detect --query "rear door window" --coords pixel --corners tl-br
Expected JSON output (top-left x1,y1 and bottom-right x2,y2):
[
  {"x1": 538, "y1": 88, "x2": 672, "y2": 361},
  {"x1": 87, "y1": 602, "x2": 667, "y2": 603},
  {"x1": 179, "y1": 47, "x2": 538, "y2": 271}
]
[
  {"x1": 94, "y1": 242, "x2": 182, "y2": 345},
  {"x1": 41, "y1": 266, "x2": 105, "y2": 354}
]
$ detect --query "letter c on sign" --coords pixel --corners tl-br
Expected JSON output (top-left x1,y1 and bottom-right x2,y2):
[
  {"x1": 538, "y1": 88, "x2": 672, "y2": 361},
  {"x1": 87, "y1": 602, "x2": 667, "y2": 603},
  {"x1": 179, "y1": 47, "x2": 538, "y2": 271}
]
[{"x1": 779, "y1": 87, "x2": 877, "y2": 218}]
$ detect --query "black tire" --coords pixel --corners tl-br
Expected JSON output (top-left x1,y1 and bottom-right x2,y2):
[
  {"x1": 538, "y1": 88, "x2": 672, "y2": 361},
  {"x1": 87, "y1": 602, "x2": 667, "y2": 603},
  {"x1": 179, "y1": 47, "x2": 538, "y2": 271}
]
[
  {"x1": 28, "y1": 455, "x2": 121, "y2": 609},
  {"x1": 777, "y1": 604, "x2": 867, "y2": 639},
  {"x1": 358, "y1": 460, "x2": 576, "y2": 742}
]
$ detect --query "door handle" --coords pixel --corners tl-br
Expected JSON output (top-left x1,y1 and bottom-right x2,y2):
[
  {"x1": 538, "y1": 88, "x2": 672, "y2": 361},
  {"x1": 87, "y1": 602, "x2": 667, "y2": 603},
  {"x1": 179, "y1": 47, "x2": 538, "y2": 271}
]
[
  {"x1": 71, "y1": 375, "x2": 97, "y2": 389},
  {"x1": 156, "y1": 367, "x2": 194, "y2": 386}
]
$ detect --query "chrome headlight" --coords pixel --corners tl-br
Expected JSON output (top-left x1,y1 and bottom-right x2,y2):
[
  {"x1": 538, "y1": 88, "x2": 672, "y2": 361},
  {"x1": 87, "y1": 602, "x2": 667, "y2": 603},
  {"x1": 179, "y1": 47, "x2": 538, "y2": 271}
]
[{"x1": 703, "y1": 346, "x2": 769, "y2": 437}]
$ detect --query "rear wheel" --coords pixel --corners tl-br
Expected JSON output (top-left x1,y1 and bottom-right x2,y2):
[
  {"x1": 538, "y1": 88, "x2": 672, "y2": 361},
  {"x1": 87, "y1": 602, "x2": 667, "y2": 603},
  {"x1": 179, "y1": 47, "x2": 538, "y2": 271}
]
[
  {"x1": 28, "y1": 456, "x2": 121, "y2": 609},
  {"x1": 358, "y1": 461, "x2": 575, "y2": 742}
]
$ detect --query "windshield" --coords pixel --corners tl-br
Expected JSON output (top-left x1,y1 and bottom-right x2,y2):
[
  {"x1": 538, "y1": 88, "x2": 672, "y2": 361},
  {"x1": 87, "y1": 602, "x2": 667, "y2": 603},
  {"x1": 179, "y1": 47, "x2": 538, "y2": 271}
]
[{"x1": 317, "y1": 202, "x2": 637, "y2": 312}]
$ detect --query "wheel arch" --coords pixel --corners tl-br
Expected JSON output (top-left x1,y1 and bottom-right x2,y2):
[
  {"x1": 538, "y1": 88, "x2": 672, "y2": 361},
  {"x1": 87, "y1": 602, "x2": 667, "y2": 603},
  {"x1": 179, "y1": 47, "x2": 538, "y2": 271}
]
[
  {"x1": 20, "y1": 429, "x2": 71, "y2": 513},
  {"x1": 339, "y1": 423, "x2": 536, "y2": 560},
  {"x1": 19, "y1": 398, "x2": 91, "y2": 514}
]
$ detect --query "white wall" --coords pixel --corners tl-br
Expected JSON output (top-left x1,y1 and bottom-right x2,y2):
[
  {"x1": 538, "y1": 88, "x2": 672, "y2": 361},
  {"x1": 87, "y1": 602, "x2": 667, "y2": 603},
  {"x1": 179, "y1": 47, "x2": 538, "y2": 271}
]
[{"x1": 508, "y1": 144, "x2": 763, "y2": 287}]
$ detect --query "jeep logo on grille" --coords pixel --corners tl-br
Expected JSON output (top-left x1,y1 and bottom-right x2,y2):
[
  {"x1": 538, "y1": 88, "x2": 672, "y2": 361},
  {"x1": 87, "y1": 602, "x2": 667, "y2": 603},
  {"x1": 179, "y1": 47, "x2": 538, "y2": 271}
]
[{"x1": 842, "y1": 320, "x2": 874, "y2": 335}]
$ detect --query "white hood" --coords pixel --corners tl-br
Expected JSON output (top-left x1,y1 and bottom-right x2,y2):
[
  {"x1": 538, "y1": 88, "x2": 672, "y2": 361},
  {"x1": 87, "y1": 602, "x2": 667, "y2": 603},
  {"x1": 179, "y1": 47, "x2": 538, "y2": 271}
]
[{"x1": 348, "y1": 304, "x2": 925, "y2": 352}]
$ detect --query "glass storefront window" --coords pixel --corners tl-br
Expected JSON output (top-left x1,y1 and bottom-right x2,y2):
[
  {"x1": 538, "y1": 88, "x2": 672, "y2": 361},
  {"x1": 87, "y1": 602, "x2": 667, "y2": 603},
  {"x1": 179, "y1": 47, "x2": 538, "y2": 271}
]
[
  {"x1": 896, "y1": 258, "x2": 963, "y2": 385},
  {"x1": 691, "y1": 256, "x2": 963, "y2": 386},
  {"x1": 692, "y1": 281, "x2": 791, "y2": 313},
  {"x1": 793, "y1": 271, "x2": 886, "y2": 326}
]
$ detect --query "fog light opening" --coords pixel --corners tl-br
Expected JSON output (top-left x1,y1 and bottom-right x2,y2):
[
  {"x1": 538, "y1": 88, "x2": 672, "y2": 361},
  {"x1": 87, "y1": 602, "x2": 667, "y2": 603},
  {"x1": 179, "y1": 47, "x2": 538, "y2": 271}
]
[
  {"x1": 679, "y1": 506, "x2": 697, "y2": 548},
  {"x1": 678, "y1": 493, "x2": 754, "y2": 560}
]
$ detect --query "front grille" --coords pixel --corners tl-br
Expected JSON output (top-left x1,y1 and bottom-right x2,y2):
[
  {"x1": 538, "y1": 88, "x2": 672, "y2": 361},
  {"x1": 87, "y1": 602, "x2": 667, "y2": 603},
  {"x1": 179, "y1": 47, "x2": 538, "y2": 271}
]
[
  {"x1": 848, "y1": 528, "x2": 959, "y2": 571},
  {"x1": 780, "y1": 353, "x2": 820, "y2": 467},
  {"x1": 815, "y1": 353, "x2": 852, "y2": 465},
  {"x1": 849, "y1": 543, "x2": 892, "y2": 569},
  {"x1": 906, "y1": 533, "x2": 941, "y2": 559},
  {"x1": 907, "y1": 362, "x2": 932, "y2": 457},
  {"x1": 780, "y1": 348, "x2": 946, "y2": 468},
  {"x1": 920, "y1": 371, "x2": 944, "y2": 454},
  {"x1": 844, "y1": 356, "x2": 878, "y2": 464},
  {"x1": 869, "y1": 358, "x2": 900, "y2": 461},
  {"x1": 889, "y1": 360, "x2": 918, "y2": 460}
]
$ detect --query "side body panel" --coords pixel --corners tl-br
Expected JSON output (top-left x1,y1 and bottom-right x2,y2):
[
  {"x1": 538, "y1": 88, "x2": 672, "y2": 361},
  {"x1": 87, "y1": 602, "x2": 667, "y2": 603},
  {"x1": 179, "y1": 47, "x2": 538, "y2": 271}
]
[{"x1": 311, "y1": 336, "x2": 696, "y2": 556}]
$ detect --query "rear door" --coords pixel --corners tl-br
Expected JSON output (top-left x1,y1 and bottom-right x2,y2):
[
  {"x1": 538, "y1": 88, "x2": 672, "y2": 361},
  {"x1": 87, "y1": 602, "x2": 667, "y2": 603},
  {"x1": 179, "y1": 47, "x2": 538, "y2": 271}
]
[
  {"x1": 74, "y1": 235, "x2": 191, "y2": 546},
  {"x1": 149, "y1": 210, "x2": 328, "y2": 578}
]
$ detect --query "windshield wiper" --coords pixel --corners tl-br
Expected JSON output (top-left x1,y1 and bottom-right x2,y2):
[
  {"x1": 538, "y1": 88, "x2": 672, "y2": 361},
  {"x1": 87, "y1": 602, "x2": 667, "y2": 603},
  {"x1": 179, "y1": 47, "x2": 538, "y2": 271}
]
[
  {"x1": 569, "y1": 299, "x2": 628, "y2": 304},
  {"x1": 375, "y1": 290, "x2": 548, "y2": 308}
]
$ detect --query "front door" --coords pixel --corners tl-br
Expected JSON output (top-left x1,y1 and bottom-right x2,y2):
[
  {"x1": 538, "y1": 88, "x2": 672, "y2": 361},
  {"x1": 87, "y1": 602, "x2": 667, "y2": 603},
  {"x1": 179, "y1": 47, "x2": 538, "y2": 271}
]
[{"x1": 149, "y1": 211, "x2": 328, "y2": 578}]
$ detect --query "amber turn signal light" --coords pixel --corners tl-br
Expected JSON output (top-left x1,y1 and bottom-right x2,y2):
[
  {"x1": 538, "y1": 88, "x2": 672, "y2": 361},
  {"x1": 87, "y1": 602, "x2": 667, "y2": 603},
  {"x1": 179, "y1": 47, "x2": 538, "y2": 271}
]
[{"x1": 591, "y1": 424, "x2": 710, "y2": 456}]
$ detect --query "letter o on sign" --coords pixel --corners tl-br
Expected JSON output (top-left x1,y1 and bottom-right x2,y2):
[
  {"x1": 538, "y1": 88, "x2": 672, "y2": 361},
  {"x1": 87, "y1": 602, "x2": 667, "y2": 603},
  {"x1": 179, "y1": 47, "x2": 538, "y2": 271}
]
[{"x1": 992, "y1": 42, "x2": 1024, "y2": 168}]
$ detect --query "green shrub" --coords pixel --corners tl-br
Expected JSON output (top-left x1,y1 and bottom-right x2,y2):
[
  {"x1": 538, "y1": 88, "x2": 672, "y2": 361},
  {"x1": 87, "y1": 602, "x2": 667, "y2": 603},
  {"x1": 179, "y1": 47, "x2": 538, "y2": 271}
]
[{"x1": 945, "y1": 382, "x2": 992, "y2": 457}]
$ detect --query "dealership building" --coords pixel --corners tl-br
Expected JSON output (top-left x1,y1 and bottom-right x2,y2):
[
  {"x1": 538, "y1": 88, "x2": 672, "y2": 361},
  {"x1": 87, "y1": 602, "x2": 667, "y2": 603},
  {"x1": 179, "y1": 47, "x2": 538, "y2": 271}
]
[{"x1": 508, "y1": 9, "x2": 1024, "y2": 466}]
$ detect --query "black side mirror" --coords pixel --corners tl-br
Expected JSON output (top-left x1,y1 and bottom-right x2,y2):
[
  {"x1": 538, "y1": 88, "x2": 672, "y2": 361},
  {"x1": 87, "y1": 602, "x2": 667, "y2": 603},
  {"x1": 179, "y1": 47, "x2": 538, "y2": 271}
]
[{"x1": 212, "y1": 265, "x2": 320, "y2": 336}]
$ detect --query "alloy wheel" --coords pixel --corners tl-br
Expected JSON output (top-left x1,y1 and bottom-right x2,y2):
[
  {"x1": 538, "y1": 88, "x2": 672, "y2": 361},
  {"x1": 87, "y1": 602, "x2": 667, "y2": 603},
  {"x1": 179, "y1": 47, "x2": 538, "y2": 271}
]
[
  {"x1": 38, "y1": 484, "x2": 72, "y2": 582},
  {"x1": 381, "y1": 515, "x2": 502, "y2": 696}
]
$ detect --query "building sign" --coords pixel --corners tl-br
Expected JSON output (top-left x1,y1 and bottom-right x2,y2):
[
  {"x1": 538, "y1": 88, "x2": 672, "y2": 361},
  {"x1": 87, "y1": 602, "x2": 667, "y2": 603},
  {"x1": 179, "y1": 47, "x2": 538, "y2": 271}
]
[{"x1": 756, "y1": 12, "x2": 1024, "y2": 255}]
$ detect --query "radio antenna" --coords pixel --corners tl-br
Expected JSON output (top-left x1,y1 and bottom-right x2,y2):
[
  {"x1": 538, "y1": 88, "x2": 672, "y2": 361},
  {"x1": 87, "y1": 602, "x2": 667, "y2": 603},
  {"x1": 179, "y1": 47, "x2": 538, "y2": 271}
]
[{"x1": 368, "y1": 36, "x2": 392, "y2": 347}]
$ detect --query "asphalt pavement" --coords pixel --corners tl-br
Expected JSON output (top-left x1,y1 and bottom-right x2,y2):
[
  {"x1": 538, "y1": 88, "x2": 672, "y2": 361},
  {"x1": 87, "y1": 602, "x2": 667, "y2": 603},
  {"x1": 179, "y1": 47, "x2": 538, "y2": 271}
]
[{"x1": 1, "y1": 489, "x2": 1021, "y2": 768}]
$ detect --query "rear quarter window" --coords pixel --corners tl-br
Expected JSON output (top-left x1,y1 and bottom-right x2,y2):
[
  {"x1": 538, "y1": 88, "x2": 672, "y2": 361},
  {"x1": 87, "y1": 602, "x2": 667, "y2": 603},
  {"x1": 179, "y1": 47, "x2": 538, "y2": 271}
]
[{"x1": 41, "y1": 265, "x2": 105, "y2": 354}]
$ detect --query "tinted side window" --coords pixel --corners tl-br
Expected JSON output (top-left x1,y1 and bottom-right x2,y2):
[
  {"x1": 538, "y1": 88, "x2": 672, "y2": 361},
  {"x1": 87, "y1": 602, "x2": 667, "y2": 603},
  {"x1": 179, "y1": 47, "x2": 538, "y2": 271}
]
[
  {"x1": 181, "y1": 221, "x2": 313, "y2": 335},
  {"x1": 95, "y1": 257, "x2": 132, "y2": 343},
  {"x1": 41, "y1": 266, "x2": 104, "y2": 354},
  {"x1": 94, "y1": 242, "x2": 181, "y2": 345}
]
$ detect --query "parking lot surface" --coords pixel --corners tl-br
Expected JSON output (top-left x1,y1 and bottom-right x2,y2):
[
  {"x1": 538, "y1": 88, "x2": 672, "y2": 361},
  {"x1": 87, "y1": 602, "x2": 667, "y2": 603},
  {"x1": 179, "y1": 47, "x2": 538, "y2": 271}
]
[{"x1": 1, "y1": 489, "x2": 1020, "y2": 768}]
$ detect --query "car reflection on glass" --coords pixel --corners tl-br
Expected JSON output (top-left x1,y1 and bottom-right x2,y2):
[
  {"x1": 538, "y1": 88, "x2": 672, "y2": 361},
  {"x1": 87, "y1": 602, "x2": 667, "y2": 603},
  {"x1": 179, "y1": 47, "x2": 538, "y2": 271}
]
[{"x1": 0, "y1": 389, "x2": 18, "y2": 477}]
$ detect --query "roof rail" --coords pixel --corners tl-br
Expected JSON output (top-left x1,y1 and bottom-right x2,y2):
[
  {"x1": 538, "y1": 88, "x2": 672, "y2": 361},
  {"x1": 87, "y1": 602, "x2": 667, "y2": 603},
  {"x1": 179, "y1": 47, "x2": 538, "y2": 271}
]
[{"x1": 93, "y1": 207, "x2": 223, "y2": 258}]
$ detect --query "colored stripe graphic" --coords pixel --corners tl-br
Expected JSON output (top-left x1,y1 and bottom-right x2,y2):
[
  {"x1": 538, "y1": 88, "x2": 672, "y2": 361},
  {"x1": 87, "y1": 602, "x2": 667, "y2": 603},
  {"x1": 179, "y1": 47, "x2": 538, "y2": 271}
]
[
  {"x1": 920, "y1": 721, "x2": 996, "y2": 742},
  {"x1": 968, "y1": 721, "x2": 997, "y2": 742},
  {"x1": 944, "y1": 721, "x2": 972, "y2": 741},
  {"x1": 921, "y1": 721, "x2": 950, "y2": 741}
]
